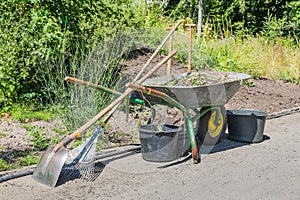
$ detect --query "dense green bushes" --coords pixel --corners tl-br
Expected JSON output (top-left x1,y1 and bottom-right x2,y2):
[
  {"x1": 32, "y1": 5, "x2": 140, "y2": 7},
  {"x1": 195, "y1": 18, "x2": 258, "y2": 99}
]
[
  {"x1": 0, "y1": 0, "x2": 146, "y2": 110},
  {"x1": 0, "y1": 0, "x2": 299, "y2": 112}
]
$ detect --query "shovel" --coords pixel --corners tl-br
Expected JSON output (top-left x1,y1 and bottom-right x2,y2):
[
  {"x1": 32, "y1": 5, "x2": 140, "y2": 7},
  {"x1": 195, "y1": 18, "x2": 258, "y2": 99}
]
[{"x1": 32, "y1": 49, "x2": 178, "y2": 187}]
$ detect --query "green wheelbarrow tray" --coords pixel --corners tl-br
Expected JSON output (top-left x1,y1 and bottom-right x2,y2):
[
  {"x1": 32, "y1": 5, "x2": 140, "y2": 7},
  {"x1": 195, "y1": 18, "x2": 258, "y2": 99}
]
[{"x1": 141, "y1": 71, "x2": 252, "y2": 108}]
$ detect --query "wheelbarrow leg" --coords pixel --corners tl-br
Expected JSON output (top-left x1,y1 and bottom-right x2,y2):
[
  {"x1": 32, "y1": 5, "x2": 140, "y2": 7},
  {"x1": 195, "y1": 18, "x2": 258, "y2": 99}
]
[{"x1": 184, "y1": 115, "x2": 200, "y2": 163}]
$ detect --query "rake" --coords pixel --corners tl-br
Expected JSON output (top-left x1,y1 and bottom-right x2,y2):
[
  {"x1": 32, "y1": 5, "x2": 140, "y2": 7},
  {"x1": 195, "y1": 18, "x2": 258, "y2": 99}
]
[{"x1": 58, "y1": 104, "x2": 119, "y2": 182}]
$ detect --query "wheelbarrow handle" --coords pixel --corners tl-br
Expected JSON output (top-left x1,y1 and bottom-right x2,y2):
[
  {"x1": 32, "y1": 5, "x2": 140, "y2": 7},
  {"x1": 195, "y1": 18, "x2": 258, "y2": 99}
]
[
  {"x1": 126, "y1": 84, "x2": 149, "y2": 94},
  {"x1": 127, "y1": 83, "x2": 199, "y2": 164},
  {"x1": 64, "y1": 76, "x2": 146, "y2": 106},
  {"x1": 64, "y1": 77, "x2": 123, "y2": 96}
]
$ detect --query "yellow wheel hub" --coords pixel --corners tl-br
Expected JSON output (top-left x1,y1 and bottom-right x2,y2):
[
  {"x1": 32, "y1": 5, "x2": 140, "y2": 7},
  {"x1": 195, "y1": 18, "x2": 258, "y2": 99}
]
[{"x1": 207, "y1": 110, "x2": 224, "y2": 138}]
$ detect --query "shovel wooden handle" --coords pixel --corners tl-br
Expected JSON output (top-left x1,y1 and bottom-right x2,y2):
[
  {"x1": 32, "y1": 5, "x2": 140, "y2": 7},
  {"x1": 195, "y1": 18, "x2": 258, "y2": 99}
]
[
  {"x1": 53, "y1": 50, "x2": 178, "y2": 152},
  {"x1": 133, "y1": 20, "x2": 182, "y2": 82}
]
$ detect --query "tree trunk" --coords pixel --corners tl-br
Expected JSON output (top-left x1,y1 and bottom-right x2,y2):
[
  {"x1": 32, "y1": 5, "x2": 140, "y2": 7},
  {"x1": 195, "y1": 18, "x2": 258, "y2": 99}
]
[{"x1": 197, "y1": 0, "x2": 203, "y2": 35}]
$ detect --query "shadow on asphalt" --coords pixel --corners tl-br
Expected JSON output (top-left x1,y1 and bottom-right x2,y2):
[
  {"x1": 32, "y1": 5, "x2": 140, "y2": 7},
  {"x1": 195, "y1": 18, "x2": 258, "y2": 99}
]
[
  {"x1": 56, "y1": 134, "x2": 271, "y2": 185},
  {"x1": 56, "y1": 150, "x2": 139, "y2": 187},
  {"x1": 201, "y1": 133, "x2": 271, "y2": 154},
  {"x1": 158, "y1": 133, "x2": 271, "y2": 169}
]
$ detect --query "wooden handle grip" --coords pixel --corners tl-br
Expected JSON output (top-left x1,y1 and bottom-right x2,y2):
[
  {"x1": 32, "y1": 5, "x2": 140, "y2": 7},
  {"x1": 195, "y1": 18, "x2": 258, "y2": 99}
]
[{"x1": 126, "y1": 83, "x2": 145, "y2": 92}]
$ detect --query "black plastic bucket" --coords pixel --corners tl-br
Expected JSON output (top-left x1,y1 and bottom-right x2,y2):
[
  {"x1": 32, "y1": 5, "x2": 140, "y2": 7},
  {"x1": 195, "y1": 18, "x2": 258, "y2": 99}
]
[
  {"x1": 227, "y1": 109, "x2": 267, "y2": 143},
  {"x1": 139, "y1": 124, "x2": 189, "y2": 162}
]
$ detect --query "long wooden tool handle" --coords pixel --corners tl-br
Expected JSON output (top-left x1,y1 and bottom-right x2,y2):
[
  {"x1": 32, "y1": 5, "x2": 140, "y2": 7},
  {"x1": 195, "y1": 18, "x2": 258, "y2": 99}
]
[
  {"x1": 133, "y1": 20, "x2": 182, "y2": 83},
  {"x1": 167, "y1": 33, "x2": 174, "y2": 76},
  {"x1": 185, "y1": 24, "x2": 196, "y2": 73},
  {"x1": 64, "y1": 77, "x2": 122, "y2": 96},
  {"x1": 53, "y1": 50, "x2": 178, "y2": 152}
]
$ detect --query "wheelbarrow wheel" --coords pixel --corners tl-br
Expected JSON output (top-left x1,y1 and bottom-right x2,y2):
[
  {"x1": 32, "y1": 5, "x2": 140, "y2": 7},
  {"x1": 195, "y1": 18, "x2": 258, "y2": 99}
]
[{"x1": 197, "y1": 106, "x2": 226, "y2": 146}]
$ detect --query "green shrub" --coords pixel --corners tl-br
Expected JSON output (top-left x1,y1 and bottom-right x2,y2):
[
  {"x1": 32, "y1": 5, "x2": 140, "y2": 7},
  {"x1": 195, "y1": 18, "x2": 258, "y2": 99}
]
[
  {"x1": 0, "y1": 158, "x2": 9, "y2": 171},
  {"x1": 19, "y1": 153, "x2": 40, "y2": 166},
  {"x1": 0, "y1": 0, "x2": 146, "y2": 110}
]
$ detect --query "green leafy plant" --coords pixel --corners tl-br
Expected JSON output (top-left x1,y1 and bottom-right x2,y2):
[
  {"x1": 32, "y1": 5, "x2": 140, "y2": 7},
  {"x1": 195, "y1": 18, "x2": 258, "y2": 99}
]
[
  {"x1": 27, "y1": 127, "x2": 50, "y2": 151},
  {"x1": 0, "y1": 158, "x2": 9, "y2": 171},
  {"x1": 52, "y1": 128, "x2": 68, "y2": 135},
  {"x1": 245, "y1": 80, "x2": 256, "y2": 87},
  {"x1": 0, "y1": 131, "x2": 9, "y2": 138},
  {"x1": 8, "y1": 104, "x2": 53, "y2": 122},
  {"x1": 18, "y1": 152, "x2": 40, "y2": 166},
  {"x1": 20, "y1": 125, "x2": 36, "y2": 131}
]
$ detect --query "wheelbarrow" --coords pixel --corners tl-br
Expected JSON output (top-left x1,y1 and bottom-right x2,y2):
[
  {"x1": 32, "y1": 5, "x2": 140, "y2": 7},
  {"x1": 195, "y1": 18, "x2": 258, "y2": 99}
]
[
  {"x1": 66, "y1": 71, "x2": 251, "y2": 164},
  {"x1": 126, "y1": 71, "x2": 252, "y2": 163}
]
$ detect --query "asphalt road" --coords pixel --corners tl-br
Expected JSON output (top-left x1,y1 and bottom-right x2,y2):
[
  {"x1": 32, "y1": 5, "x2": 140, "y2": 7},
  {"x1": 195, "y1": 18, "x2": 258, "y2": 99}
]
[{"x1": 0, "y1": 113, "x2": 299, "y2": 200}]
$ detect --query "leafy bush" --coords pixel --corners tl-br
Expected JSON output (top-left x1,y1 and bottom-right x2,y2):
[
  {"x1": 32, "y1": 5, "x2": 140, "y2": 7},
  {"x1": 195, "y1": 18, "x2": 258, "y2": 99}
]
[
  {"x1": 166, "y1": 0, "x2": 299, "y2": 39},
  {"x1": 0, "y1": 158, "x2": 9, "y2": 171},
  {"x1": 19, "y1": 152, "x2": 40, "y2": 166},
  {"x1": 0, "y1": 0, "x2": 146, "y2": 110}
]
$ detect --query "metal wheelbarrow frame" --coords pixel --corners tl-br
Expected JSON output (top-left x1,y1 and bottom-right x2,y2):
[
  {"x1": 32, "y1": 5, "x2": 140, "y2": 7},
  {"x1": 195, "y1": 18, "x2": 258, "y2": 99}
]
[
  {"x1": 66, "y1": 71, "x2": 251, "y2": 163},
  {"x1": 127, "y1": 71, "x2": 252, "y2": 163}
]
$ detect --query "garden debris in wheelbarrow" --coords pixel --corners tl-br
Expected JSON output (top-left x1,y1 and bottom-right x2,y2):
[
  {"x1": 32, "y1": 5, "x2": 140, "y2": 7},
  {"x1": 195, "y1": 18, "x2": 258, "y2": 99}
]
[{"x1": 153, "y1": 70, "x2": 229, "y2": 86}]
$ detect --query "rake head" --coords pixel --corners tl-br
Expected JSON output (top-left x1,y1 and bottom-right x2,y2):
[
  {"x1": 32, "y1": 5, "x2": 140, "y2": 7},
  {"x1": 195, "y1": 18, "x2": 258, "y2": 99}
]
[{"x1": 59, "y1": 126, "x2": 102, "y2": 182}]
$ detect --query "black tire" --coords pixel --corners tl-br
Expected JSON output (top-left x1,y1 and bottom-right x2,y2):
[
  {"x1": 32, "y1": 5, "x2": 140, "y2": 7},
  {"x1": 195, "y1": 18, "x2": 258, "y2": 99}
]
[{"x1": 197, "y1": 106, "x2": 227, "y2": 146}]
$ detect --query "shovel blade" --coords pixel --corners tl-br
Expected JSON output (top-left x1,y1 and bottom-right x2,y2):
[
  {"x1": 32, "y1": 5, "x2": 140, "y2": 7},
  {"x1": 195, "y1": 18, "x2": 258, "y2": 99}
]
[{"x1": 32, "y1": 146, "x2": 68, "y2": 187}]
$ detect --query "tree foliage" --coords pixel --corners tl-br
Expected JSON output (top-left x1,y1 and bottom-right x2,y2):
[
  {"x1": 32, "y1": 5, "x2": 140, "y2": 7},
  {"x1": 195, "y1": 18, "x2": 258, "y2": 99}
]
[{"x1": 166, "y1": 0, "x2": 299, "y2": 37}]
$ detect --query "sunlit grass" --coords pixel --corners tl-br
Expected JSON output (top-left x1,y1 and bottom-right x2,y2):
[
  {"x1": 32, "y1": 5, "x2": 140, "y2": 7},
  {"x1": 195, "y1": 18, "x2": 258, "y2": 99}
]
[
  {"x1": 8, "y1": 104, "x2": 53, "y2": 122},
  {"x1": 193, "y1": 35, "x2": 300, "y2": 83}
]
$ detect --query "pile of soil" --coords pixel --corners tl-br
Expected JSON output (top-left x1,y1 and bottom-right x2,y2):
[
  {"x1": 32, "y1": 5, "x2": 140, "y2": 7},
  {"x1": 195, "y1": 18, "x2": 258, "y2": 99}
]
[
  {"x1": 226, "y1": 78, "x2": 300, "y2": 114},
  {"x1": 148, "y1": 71, "x2": 227, "y2": 86}
]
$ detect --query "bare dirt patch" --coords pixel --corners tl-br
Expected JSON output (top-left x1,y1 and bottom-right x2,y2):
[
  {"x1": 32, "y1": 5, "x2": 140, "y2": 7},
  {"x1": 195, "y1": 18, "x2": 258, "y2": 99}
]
[{"x1": 226, "y1": 78, "x2": 300, "y2": 113}]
